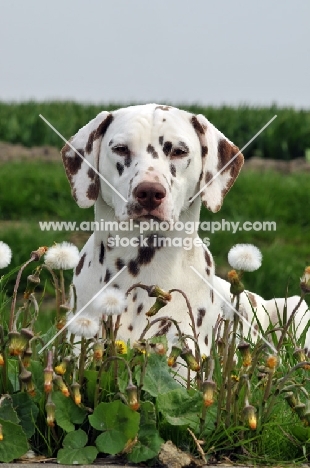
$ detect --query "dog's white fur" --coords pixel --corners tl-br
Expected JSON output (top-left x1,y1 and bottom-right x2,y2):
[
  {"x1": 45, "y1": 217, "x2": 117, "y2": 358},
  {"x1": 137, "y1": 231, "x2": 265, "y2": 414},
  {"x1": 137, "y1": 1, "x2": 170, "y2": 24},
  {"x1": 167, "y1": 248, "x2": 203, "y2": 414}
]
[{"x1": 61, "y1": 104, "x2": 309, "y2": 354}]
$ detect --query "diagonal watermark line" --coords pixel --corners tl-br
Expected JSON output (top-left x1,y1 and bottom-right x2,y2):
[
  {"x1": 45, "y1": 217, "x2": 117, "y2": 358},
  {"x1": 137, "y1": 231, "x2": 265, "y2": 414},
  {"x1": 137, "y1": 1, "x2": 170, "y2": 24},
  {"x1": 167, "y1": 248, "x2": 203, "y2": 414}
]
[
  {"x1": 190, "y1": 265, "x2": 277, "y2": 354},
  {"x1": 38, "y1": 266, "x2": 127, "y2": 354},
  {"x1": 189, "y1": 115, "x2": 277, "y2": 203},
  {"x1": 39, "y1": 114, "x2": 128, "y2": 203}
]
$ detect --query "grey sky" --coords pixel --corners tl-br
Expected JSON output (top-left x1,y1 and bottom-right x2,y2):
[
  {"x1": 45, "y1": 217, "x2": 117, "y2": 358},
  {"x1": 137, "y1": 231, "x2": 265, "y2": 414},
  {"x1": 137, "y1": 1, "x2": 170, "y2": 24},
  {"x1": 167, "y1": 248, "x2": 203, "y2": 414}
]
[{"x1": 1, "y1": 0, "x2": 309, "y2": 108}]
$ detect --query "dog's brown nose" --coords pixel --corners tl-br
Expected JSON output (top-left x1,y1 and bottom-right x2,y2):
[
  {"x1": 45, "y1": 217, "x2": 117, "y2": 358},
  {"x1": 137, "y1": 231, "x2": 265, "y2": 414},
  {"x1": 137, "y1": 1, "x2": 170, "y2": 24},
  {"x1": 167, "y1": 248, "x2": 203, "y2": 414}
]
[{"x1": 134, "y1": 182, "x2": 166, "y2": 210}]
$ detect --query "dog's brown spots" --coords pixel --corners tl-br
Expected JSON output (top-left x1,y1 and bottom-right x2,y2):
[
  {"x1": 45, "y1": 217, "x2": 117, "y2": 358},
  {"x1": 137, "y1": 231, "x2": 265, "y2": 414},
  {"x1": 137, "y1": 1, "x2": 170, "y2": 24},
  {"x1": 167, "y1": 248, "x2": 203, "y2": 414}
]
[
  {"x1": 94, "y1": 114, "x2": 114, "y2": 140},
  {"x1": 201, "y1": 145, "x2": 208, "y2": 158},
  {"x1": 99, "y1": 242, "x2": 105, "y2": 264},
  {"x1": 62, "y1": 147, "x2": 84, "y2": 175},
  {"x1": 205, "y1": 171, "x2": 213, "y2": 184},
  {"x1": 137, "y1": 303, "x2": 144, "y2": 315},
  {"x1": 76, "y1": 253, "x2": 86, "y2": 276},
  {"x1": 128, "y1": 259, "x2": 140, "y2": 276},
  {"x1": 128, "y1": 324, "x2": 133, "y2": 332},
  {"x1": 137, "y1": 246, "x2": 156, "y2": 265},
  {"x1": 86, "y1": 131, "x2": 96, "y2": 153},
  {"x1": 124, "y1": 307, "x2": 128, "y2": 313},
  {"x1": 88, "y1": 260, "x2": 91, "y2": 267},
  {"x1": 148, "y1": 166, "x2": 154, "y2": 171},
  {"x1": 199, "y1": 171, "x2": 203, "y2": 182},
  {"x1": 163, "y1": 141, "x2": 172, "y2": 156},
  {"x1": 87, "y1": 167, "x2": 96, "y2": 180},
  {"x1": 159, "y1": 136, "x2": 164, "y2": 145},
  {"x1": 115, "y1": 258, "x2": 125, "y2": 270},
  {"x1": 206, "y1": 267, "x2": 210, "y2": 275},
  {"x1": 99, "y1": 276, "x2": 102, "y2": 283},
  {"x1": 247, "y1": 292, "x2": 257, "y2": 308},
  {"x1": 170, "y1": 164, "x2": 176, "y2": 177},
  {"x1": 204, "y1": 335, "x2": 209, "y2": 347},
  {"x1": 87, "y1": 180, "x2": 99, "y2": 200},
  {"x1": 217, "y1": 139, "x2": 243, "y2": 186},
  {"x1": 191, "y1": 115, "x2": 205, "y2": 135},
  {"x1": 116, "y1": 162, "x2": 124, "y2": 176},
  {"x1": 132, "y1": 292, "x2": 137, "y2": 302},
  {"x1": 147, "y1": 144, "x2": 159, "y2": 159},
  {"x1": 104, "y1": 269, "x2": 111, "y2": 283},
  {"x1": 156, "y1": 105, "x2": 170, "y2": 111},
  {"x1": 204, "y1": 250, "x2": 212, "y2": 267},
  {"x1": 197, "y1": 308, "x2": 206, "y2": 327},
  {"x1": 186, "y1": 159, "x2": 191, "y2": 168},
  {"x1": 109, "y1": 139, "x2": 113, "y2": 146},
  {"x1": 113, "y1": 284, "x2": 120, "y2": 288}
]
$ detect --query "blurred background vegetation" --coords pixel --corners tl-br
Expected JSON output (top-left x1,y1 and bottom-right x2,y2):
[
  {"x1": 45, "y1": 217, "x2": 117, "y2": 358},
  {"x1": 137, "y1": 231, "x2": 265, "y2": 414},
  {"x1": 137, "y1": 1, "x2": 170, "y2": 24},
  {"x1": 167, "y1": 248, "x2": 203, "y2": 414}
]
[{"x1": 0, "y1": 102, "x2": 309, "y2": 305}]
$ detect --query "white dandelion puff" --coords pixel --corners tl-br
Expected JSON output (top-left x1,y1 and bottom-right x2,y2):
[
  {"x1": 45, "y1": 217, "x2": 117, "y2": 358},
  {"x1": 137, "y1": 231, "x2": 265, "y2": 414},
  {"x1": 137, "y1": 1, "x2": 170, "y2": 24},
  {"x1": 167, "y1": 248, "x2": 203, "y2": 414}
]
[
  {"x1": 228, "y1": 244, "x2": 262, "y2": 272},
  {"x1": 0, "y1": 241, "x2": 12, "y2": 269},
  {"x1": 67, "y1": 313, "x2": 99, "y2": 338},
  {"x1": 93, "y1": 287, "x2": 127, "y2": 316},
  {"x1": 44, "y1": 242, "x2": 80, "y2": 270}
]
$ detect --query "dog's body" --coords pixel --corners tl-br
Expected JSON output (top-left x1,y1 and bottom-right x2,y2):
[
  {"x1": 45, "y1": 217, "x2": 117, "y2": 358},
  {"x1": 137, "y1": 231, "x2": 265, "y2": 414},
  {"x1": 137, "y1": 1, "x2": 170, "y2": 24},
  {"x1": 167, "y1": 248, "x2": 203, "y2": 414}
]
[{"x1": 61, "y1": 104, "x2": 309, "y2": 354}]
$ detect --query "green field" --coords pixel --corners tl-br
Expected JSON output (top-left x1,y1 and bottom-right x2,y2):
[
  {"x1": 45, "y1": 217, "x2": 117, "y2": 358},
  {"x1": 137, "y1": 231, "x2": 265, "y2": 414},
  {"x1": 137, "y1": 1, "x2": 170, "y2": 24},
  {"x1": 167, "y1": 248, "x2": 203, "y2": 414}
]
[{"x1": 0, "y1": 157, "x2": 309, "y2": 302}]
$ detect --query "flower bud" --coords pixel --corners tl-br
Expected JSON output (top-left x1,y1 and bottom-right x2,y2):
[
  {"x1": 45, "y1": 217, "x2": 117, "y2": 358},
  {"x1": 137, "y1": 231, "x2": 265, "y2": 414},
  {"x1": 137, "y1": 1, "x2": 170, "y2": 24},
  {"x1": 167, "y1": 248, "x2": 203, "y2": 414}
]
[
  {"x1": 243, "y1": 404, "x2": 257, "y2": 430},
  {"x1": 44, "y1": 351, "x2": 54, "y2": 393},
  {"x1": 55, "y1": 357, "x2": 71, "y2": 376},
  {"x1": 24, "y1": 271, "x2": 41, "y2": 299},
  {"x1": 46, "y1": 395, "x2": 56, "y2": 427},
  {"x1": 0, "y1": 354, "x2": 4, "y2": 367},
  {"x1": 180, "y1": 348, "x2": 200, "y2": 372},
  {"x1": 227, "y1": 270, "x2": 245, "y2": 296},
  {"x1": 71, "y1": 382, "x2": 81, "y2": 405},
  {"x1": 148, "y1": 286, "x2": 171, "y2": 301},
  {"x1": 266, "y1": 354, "x2": 278, "y2": 370},
  {"x1": 53, "y1": 375, "x2": 70, "y2": 397},
  {"x1": 115, "y1": 340, "x2": 127, "y2": 355},
  {"x1": 126, "y1": 383, "x2": 140, "y2": 411},
  {"x1": 202, "y1": 379, "x2": 216, "y2": 407},
  {"x1": 31, "y1": 246, "x2": 48, "y2": 262},
  {"x1": 167, "y1": 345, "x2": 182, "y2": 367},
  {"x1": 22, "y1": 346, "x2": 33, "y2": 368},
  {"x1": 146, "y1": 297, "x2": 168, "y2": 317},
  {"x1": 283, "y1": 391, "x2": 297, "y2": 409},
  {"x1": 93, "y1": 341, "x2": 105, "y2": 361},
  {"x1": 8, "y1": 331, "x2": 26, "y2": 356},
  {"x1": 238, "y1": 341, "x2": 252, "y2": 367}
]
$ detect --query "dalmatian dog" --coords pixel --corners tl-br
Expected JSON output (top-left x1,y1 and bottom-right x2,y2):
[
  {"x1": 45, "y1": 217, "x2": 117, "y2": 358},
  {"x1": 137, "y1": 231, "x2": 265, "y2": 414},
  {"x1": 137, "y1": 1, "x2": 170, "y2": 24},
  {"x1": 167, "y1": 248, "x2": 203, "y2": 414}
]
[{"x1": 61, "y1": 104, "x2": 309, "y2": 357}]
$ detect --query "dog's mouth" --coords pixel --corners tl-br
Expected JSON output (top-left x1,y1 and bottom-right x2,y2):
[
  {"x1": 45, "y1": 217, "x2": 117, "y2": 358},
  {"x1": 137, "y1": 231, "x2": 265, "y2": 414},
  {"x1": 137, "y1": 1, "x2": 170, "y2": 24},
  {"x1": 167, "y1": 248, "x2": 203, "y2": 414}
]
[{"x1": 134, "y1": 214, "x2": 166, "y2": 223}]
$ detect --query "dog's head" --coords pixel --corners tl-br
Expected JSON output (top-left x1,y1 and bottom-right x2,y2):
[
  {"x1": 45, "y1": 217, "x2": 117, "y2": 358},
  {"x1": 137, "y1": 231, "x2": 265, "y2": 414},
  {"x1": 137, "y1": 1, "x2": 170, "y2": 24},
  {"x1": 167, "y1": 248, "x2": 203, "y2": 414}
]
[{"x1": 61, "y1": 104, "x2": 243, "y2": 221}]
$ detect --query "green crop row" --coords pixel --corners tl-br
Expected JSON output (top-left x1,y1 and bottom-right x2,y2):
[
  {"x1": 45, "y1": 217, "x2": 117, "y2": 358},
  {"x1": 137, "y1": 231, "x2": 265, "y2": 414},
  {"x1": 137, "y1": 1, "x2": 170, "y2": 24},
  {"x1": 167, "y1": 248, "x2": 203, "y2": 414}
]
[{"x1": 0, "y1": 101, "x2": 310, "y2": 160}]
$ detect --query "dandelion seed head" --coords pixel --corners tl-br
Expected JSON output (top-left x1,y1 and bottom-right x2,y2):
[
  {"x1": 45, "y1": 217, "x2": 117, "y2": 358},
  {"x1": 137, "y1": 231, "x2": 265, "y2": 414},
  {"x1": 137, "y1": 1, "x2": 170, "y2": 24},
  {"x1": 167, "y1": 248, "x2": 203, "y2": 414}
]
[
  {"x1": 0, "y1": 241, "x2": 12, "y2": 269},
  {"x1": 44, "y1": 242, "x2": 80, "y2": 270},
  {"x1": 93, "y1": 287, "x2": 127, "y2": 316},
  {"x1": 228, "y1": 244, "x2": 262, "y2": 272},
  {"x1": 67, "y1": 313, "x2": 99, "y2": 338}
]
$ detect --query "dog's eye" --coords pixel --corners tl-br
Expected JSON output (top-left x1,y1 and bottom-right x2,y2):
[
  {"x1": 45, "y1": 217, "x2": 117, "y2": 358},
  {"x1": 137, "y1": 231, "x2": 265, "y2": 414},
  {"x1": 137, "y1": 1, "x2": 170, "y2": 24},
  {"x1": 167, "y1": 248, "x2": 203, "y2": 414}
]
[
  {"x1": 171, "y1": 147, "x2": 188, "y2": 158},
  {"x1": 112, "y1": 145, "x2": 130, "y2": 156}
]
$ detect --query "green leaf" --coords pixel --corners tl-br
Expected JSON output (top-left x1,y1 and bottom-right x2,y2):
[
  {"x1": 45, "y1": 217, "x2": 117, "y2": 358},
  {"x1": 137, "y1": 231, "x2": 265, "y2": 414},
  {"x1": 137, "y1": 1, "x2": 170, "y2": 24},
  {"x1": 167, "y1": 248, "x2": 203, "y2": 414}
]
[
  {"x1": 157, "y1": 388, "x2": 202, "y2": 430},
  {"x1": 7, "y1": 359, "x2": 20, "y2": 392},
  {"x1": 128, "y1": 402, "x2": 164, "y2": 463},
  {"x1": 11, "y1": 392, "x2": 39, "y2": 438},
  {"x1": 63, "y1": 429, "x2": 88, "y2": 449},
  {"x1": 53, "y1": 391, "x2": 86, "y2": 433},
  {"x1": 89, "y1": 400, "x2": 140, "y2": 455},
  {"x1": 95, "y1": 430, "x2": 127, "y2": 455},
  {"x1": 57, "y1": 446, "x2": 98, "y2": 465},
  {"x1": 141, "y1": 354, "x2": 180, "y2": 397},
  {"x1": 0, "y1": 396, "x2": 19, "y2": 424},
  {"x1": 0, "y1": 418, "x2": 29, "y2": 463},
  {"x1": 57, "y1": 427, "x2": 98, "y2": 464}
]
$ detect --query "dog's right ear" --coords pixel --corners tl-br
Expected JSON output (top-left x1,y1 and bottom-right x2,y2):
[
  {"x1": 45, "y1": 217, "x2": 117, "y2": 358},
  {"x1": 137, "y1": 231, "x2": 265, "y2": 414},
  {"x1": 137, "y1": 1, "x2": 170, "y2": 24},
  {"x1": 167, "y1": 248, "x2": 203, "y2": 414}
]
[{"x1": 61, "y1": 111, "x2": 113, "y2": 208}]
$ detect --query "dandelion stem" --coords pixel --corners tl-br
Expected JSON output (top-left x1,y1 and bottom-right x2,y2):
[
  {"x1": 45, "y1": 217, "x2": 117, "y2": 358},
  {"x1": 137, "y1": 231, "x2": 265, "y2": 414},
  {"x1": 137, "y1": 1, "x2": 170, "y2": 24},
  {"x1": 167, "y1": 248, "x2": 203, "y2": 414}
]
[{"x1": 276, "y1": 294, "x2": 305, "y2": 351}]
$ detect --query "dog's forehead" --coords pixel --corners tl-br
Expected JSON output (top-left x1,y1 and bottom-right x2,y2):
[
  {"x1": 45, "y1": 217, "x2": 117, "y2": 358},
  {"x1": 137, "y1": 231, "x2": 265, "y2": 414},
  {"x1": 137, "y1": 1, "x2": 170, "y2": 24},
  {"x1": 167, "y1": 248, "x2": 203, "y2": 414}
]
[{"x1": 107, "y1": 104, "x2": 196, "y2": 141}]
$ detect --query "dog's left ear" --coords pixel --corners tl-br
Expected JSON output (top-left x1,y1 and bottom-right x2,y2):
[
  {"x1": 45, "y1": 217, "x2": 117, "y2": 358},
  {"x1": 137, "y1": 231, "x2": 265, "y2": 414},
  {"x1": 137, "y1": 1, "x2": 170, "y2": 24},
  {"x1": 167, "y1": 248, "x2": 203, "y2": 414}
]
[
  {"x1": 191, "y1": 113, "x2": 244, "y2": 212},
  {"x1": 61, "y1": 111, "x2": 113, "y2": 208}
]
